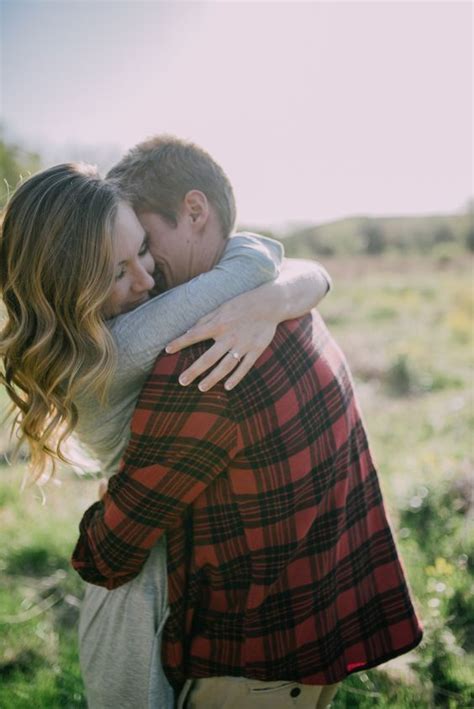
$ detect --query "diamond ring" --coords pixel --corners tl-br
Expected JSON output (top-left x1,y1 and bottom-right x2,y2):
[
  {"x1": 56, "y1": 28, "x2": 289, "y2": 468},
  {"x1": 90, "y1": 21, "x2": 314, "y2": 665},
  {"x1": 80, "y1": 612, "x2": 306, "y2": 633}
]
[{"x1": 229, "y1": 351, "x2": 241, "y2": 361}]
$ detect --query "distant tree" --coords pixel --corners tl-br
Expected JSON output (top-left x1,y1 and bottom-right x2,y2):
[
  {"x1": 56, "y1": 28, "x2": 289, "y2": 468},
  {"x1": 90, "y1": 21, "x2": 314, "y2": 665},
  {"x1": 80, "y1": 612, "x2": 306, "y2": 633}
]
[
  {"x1": 465, "y1": 196, "x2": 474, "y2": 214},
  {"x1": 433, "y1": 224, "x2": 455, "y2": 244},
  {"x1": 465, "y1": 200, "x2": 474, "y2": 252},
  {"x1": 466, "y1": 225, "x2": 474, "y2": 252},
  {"x1": 362, "y1": 221, "x2": 386, "y2": 255},
  {"x1": 0, "y1": 128, "x2": 41, "y2": 208}
]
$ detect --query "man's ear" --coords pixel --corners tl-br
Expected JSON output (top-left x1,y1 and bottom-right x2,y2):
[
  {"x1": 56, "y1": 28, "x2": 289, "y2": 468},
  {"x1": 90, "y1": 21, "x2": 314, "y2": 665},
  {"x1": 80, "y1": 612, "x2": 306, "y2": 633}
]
[{"x1": 183, "y1": 190, "x2": 209, "y2": 231}]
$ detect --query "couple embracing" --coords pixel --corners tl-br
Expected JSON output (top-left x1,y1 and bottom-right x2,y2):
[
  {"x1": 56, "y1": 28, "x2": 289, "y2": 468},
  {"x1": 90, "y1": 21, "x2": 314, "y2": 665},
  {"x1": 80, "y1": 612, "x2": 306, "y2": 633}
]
[{"x1": 0, "y1": 135, "x2": 423, "y2": 708}]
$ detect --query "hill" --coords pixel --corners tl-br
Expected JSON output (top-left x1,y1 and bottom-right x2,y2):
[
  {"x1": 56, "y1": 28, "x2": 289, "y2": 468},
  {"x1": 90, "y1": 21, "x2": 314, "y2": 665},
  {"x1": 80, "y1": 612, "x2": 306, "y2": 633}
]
[{"x1": 242, "y1": 212, "x2": 473, "y2": 257}]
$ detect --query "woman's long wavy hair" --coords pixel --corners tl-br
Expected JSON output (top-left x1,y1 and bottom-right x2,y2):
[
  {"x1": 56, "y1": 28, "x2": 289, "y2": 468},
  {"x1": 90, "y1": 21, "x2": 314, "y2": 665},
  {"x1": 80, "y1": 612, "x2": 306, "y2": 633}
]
[{"x1": 0, "y1": 163, "x2": 122, "y2": 480}]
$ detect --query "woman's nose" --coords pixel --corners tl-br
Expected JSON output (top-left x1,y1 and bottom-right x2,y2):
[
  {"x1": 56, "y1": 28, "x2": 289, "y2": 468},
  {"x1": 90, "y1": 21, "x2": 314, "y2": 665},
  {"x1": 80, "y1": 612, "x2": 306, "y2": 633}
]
[{"x1": 134, "y1": 265, "x2": 155, "y2": 292}]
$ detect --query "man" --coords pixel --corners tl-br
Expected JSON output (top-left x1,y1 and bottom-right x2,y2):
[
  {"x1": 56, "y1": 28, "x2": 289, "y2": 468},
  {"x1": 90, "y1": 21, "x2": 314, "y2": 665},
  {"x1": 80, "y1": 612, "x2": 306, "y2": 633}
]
[{"x1": 72, "y1": 135, "x2": 423, "y2": 708}]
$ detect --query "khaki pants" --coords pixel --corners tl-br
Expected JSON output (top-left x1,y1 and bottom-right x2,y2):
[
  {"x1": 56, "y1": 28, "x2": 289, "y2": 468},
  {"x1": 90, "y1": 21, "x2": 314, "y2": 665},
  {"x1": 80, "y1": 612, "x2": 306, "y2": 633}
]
[{"x1": 178, "y1": 677, "x2": 341, "y2": 708}]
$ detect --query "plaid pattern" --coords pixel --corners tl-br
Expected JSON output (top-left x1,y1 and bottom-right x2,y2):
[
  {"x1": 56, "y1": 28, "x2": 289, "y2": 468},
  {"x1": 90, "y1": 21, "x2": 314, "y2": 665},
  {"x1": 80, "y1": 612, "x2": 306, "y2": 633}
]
[{"x1": 72, "y1": 312, "x2": 423, "y2": 690}]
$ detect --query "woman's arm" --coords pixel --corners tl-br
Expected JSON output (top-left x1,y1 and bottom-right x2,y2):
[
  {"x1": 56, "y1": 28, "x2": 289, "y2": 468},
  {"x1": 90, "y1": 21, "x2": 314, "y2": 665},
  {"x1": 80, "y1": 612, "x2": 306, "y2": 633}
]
[
  {"x1": 165, "y1": 257, "x2": 332, "y2": 391},
  {"x1": 256, "y1": 256, "x2": 332, "y2": 320},
  {"x1": 108, "y1": 233, "x2": 283, "y2": 389}
]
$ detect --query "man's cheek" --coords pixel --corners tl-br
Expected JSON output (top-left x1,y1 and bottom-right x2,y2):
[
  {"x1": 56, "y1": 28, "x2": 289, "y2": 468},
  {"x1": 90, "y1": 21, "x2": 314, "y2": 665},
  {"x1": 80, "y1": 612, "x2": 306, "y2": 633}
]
[{"x1": 148, "y1": 242, "x2": 161, "y2": 264}]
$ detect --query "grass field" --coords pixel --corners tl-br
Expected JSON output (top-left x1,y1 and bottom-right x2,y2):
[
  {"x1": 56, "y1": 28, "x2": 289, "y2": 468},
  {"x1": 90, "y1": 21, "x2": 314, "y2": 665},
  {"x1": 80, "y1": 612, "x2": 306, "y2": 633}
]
[{"x1": 0, "y1": 253, "x2": 473, "y2": 707}]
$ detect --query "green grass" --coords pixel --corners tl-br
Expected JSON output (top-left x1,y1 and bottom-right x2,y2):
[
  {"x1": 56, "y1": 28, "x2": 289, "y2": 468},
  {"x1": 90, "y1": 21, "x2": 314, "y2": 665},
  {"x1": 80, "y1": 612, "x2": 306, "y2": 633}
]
[
  {"x1": 0, "y1": 463, "x2": 96, "y2": 707},
  {"x1": 1, "y1": 253, "x2": 473, "y2": 706}
]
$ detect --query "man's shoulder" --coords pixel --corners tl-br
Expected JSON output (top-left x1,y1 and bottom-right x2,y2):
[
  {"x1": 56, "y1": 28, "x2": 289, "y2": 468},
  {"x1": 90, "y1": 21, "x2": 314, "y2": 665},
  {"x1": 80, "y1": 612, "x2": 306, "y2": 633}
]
[
  {"x1": 148, "y1": 313, "x2": 325, "y2": 372},
  {"x1": 263, "y1": 311, "x2": 330, "y2": 360},
  {"x1": 225, "y1": 313, "x2": 328, "y2": 396},
  {"x1": 143, "y1": 311, "x2": 341, "y2": 403}
]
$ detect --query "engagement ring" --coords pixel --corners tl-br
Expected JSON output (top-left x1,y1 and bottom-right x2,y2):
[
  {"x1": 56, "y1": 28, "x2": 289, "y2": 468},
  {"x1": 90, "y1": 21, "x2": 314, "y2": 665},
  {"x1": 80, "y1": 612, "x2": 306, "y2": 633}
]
[{"x1": 230, "y1": 351, "x2": 241, "y2": 361}]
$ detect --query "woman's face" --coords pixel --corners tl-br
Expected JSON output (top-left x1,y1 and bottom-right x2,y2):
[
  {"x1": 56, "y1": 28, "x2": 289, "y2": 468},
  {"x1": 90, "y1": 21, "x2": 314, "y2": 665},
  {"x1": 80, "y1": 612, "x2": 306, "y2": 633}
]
[{"x1": 103, "y1": 202, "x2": 155, "y2": 318}]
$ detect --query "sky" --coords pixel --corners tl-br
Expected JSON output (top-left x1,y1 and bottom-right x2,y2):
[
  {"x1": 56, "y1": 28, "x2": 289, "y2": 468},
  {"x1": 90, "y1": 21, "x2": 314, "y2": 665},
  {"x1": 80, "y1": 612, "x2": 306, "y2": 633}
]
[{"x1": 1, "y1": 0, "x2": 473, "y2": 227}]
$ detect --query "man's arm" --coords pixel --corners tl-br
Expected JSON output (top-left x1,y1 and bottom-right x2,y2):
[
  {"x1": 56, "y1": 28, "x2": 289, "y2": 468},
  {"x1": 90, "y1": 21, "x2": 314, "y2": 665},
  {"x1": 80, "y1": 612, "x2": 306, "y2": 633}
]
[{"x1": 71, "y1": 345, "x2": 238, "y2": 589}]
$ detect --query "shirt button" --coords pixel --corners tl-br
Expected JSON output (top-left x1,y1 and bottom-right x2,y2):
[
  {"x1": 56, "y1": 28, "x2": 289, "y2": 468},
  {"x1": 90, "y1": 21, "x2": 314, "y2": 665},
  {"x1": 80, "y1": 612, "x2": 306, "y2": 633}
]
[{"x1": 290, "y1": 687, "x2": 301, "y2": 698}]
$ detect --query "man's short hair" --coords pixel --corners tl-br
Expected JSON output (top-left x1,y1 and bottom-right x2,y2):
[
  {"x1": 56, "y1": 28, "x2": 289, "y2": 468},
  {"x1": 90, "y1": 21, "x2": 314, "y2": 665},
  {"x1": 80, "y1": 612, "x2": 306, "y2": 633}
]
[{"x1": 107, "y1": 135, "x2": 237, "y2": 237}]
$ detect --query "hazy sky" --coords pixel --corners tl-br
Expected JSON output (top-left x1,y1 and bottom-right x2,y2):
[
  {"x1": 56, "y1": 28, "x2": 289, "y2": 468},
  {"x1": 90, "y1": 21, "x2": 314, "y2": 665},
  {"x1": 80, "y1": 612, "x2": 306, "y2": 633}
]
[{"x1": 1, "y1": 1, "x2": 473, "y2": 226}]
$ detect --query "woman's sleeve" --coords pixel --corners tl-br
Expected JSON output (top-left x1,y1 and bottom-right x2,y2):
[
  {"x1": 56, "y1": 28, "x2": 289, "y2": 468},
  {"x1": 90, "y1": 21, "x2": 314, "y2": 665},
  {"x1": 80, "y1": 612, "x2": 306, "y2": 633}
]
[{"x1": 110, "y1": 233, "x2": 283, "y2": 382}]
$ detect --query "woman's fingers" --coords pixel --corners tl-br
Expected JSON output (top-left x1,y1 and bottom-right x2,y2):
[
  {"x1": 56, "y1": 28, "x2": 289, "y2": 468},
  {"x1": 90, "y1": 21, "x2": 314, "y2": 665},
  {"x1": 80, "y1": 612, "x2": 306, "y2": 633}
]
[
  {"x1": 177, "y1": 341, "x2": 229, "y2": 385},
  {"x1": 196, "y1": 351, "x2": 243, "y2": 392},
  {"x1": 166, "y1": 307, "x2": 277, "y2": 390},
  {"x1": 222, "y1": 352, "x2": 259, "y2": 390},
  {"x1": 166, "y1": 322, "x2": 217, "y2": 354}
]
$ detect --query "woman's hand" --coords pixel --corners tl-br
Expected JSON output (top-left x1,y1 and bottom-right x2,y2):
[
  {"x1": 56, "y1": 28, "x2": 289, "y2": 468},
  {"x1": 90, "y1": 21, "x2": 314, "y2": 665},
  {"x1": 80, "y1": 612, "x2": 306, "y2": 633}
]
[
  {"x1": 165, "y1": 257, "x2": 331, "y2": 391},
  {"x1": 166, "y1": 292, "x2": 278, "y2": 391}
]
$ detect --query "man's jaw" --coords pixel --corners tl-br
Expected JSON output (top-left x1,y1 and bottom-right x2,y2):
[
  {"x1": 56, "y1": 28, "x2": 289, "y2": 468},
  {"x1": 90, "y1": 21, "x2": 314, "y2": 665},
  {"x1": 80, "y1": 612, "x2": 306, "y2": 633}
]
[{"x1": 152, "y1": 267, "x2": 168, "y2": 294}]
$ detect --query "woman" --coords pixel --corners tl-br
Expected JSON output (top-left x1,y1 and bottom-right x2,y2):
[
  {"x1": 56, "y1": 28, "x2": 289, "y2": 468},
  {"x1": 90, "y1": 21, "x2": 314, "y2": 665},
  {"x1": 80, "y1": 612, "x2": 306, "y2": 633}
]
[{"x1": 0, "y1": 163, "x2": 333, "y2": 708}]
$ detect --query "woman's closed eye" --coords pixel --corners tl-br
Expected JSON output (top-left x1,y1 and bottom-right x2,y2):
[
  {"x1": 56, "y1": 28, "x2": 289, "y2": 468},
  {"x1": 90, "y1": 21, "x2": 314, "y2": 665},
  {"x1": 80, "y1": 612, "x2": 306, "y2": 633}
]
[
  {"x1": 115, "y1": 236, "x2": 150, "y2": 280},
  {"x1": 138, "y1": 235, "x2": 150, "y2": 257}
]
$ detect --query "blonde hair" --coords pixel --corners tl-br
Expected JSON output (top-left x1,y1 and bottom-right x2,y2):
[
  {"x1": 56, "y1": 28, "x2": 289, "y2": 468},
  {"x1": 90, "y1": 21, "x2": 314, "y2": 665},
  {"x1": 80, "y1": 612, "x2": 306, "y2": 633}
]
[
  {"x1": 107, "y1": 134, "x2": 237, "y2": 237},
  {"x1": 0, "y1": 163, "x2": 122, "y2": 479}
]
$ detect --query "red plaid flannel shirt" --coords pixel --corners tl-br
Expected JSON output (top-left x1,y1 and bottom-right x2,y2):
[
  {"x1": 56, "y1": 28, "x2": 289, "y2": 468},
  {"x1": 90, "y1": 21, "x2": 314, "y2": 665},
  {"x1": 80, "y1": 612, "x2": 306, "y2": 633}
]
[{"x1": 72, "y1": 312, "x2": 423, "y2": 690}]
